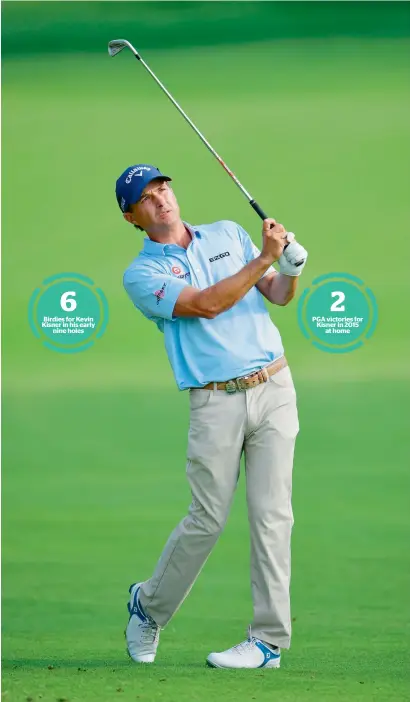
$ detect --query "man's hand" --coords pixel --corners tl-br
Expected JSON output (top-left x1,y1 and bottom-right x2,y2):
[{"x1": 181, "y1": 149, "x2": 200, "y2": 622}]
[
  {"x1": 278, "y1": 233, "x2": 308, "y2": 276},
  {"x1": 260, "y1": 219, "x2": 287, "y2": 264}
]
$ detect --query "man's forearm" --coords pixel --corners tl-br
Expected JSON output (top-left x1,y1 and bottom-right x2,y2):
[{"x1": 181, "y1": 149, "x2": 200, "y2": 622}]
[
  {"x1": 199, "y1": 256, "x2": 273, "y2": 317},
  {"x1": 266, "y1": 273, "x2": 299, "y2": 306}
]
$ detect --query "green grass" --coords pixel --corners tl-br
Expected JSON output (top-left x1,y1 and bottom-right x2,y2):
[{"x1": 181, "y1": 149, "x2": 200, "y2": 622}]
[
  {"x1": 2, "y1": 36, "x2": 410, "y2": 701},
  {"x1": 2, "y1": 37, "x2": 410, "y2": 383},
  {"x1": 2, "y1": 382, "x2": 410, "y2": 701}
]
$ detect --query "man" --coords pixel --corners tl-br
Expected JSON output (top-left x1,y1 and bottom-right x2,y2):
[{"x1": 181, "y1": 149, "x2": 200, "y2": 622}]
[{"x1": 116, "y1": 163, "x2": 308, "y2": 670}]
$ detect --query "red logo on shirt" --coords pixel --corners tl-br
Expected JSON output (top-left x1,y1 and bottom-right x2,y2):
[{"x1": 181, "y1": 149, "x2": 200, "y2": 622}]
[{"x1": 172, "y1": 266, "x2": 182, "y2": 275}]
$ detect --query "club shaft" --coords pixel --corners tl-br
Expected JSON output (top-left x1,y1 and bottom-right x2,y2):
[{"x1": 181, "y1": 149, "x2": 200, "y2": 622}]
[
  {"x1": 109, "y1": 40, "x2": 276, "y2": 226},
  {"x1": 109, "y1": 39, "x2": 306, "y2": 262},
  {"x1": 133, "y1": 53, "x2": 256, "y2": 205}
]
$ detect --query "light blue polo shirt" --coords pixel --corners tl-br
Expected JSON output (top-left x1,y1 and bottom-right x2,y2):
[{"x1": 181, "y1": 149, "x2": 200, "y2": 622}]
[{"x1": 123, "y1": 220, "x2": 284, "y2": 390}]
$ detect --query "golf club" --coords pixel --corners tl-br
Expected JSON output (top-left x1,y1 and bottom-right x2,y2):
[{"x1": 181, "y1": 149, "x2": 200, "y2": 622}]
[{"x1": 108, "y1": 38, "x2": 303, "y2": 263}]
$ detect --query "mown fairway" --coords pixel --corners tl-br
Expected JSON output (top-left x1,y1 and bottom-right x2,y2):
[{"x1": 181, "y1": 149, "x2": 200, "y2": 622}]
[{"x1": 2, "y1": 38, "x2": 410, "y2": 701}]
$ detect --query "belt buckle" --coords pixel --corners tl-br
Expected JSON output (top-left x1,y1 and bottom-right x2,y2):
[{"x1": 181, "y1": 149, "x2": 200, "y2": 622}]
[
  {"x1": 235, "y1": 376, "x2": 248, "y2": 391},
  {"x1": 225, "y1": 371, "x2": 260, "y2": 394},
  {"x1": 225, "y1": 380, "x2": 237, "y2": 394}
]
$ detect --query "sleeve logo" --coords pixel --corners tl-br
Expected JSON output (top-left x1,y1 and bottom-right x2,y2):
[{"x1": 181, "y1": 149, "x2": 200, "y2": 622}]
[{"x1": 154, "y1": 282, "x2": 167, "y2": 304}]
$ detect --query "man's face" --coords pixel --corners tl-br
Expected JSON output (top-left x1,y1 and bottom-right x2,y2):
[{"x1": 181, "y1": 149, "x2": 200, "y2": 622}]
[{"x1": 125, "y1": 178, "x2": 180, "y2": 232}]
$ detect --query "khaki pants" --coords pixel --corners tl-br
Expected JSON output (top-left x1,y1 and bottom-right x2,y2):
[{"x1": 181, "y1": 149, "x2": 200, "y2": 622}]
[{"x1": 139, "y1": 364, "x2": 299, "y2": 649}]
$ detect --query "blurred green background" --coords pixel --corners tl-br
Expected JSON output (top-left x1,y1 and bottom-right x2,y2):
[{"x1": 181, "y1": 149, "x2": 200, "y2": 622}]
[{"x1": 2, "y1": 2, "x2": 410, "y2": 701}]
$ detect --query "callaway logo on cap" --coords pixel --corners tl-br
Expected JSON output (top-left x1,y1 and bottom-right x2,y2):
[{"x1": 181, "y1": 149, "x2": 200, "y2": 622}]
[{"x1": 115, "y1": 164, "x2": 172, "y2": 212}]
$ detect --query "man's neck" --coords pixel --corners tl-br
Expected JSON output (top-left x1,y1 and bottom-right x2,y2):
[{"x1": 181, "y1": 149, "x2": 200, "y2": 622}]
[{"x1": 147, "y1": 220, "x2": 192, "y2": 249}]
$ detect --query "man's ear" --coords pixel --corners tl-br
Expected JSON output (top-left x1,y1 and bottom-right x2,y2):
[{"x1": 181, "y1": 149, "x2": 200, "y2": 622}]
[{"x1": 123, "y1": 212, "x2": 134, "y2": 225}]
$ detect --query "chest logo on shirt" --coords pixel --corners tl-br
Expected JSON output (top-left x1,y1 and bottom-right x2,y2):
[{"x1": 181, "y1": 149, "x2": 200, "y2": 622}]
[
  {"x1": 209, "y1": 251, "x2": 230, "y2": 263},
  {"x1": 154, "y1": 282, "x2": 167, "y2": 304},
  {"x1": 171, "y1": 265, "x2": 190, "y2": 280}
]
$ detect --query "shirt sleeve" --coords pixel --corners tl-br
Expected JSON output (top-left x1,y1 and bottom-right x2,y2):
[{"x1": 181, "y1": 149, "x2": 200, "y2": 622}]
[
  {"x1": 123, "y1": 264, "x2": 189, "y2": 321},
  {"x1": 236, "y1": 223, "x2": 276, "y2": 279}
]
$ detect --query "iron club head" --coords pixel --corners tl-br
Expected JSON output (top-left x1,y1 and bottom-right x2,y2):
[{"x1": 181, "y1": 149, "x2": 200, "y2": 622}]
[{"x1": 108, "y1": 39, "x2": 140, "y2": 58}]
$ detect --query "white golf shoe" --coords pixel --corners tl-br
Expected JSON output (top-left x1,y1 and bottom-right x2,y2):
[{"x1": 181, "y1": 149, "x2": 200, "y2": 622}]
[
  {"x1": 126, "y1": 582, "x2": 160, "y2": 663},
  {"x1": 207, "y1": 637, "x2": 281, "y2": 669}
]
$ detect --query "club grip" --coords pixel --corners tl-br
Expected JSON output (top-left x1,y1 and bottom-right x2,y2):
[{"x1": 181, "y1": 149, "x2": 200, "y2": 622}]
[
  {"x1": 250, "y1": 197, "x2": 287, "y2": 243},
  {"x1": 249, "y1": 199, "x2": 304, "y2": 263},
  {"x1": 249, "y1": 199, "x2": 268, "y2": 221}
]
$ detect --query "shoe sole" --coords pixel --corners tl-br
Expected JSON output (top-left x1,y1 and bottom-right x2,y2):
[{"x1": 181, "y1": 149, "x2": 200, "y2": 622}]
[
  {"x1": 206, "y1": 659, "x2": 222, "y2": 668},
  {"x1": 206, "y1": 658, "x2": 280, "y2": 669}
]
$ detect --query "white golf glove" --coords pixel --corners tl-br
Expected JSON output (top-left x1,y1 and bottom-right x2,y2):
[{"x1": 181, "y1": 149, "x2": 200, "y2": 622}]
[{"x1": 278, "y1": 232, "x2": 308, "y2": 276}]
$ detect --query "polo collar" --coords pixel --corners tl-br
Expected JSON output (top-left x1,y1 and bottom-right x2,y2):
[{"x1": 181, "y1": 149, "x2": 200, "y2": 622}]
[{"x1": 143, "y1": 222, "x2": 199, "y2": 256}]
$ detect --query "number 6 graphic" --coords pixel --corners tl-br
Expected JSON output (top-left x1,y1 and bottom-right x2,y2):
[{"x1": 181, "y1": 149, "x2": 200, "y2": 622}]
[{"x1": 60, "y1": 291, "x2": 77, "y2": 312}]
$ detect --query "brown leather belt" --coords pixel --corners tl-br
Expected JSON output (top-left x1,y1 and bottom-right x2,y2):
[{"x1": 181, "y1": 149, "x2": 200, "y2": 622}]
[{"x1": 199, "y1": 356, "x2": 288, "y2": 393}]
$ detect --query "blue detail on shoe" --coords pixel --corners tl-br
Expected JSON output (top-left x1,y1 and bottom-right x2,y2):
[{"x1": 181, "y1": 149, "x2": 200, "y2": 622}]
[
  {"x1": 254, "y1": 639, "x2": 281, "y2": 668},
  {"x1": 128, "y1": 583, "x2": 149, "y2": 623}
]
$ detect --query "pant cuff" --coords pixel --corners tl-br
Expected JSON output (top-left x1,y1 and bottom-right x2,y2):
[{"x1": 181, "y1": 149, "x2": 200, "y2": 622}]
[{"x1": 248, "y1": 626, "x2": 291, "y2": 650}]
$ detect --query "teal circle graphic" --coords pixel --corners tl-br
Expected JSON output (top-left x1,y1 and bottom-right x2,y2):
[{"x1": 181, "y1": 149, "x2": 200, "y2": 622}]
[
  {"x1": 297, "y1": 273, "x2": 377, "y2": 353},
  {"x1": 28, "y1": 273, "x2": 108, "y2": 353}
]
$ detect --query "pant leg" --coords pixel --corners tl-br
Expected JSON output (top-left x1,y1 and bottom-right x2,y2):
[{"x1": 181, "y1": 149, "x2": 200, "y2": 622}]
[
  {"x1": 244, "y1": 366, "x2": 299, "y2": 649},
  {"x1": 140, "y1": 388, "x2": 246, "y2": 627}
]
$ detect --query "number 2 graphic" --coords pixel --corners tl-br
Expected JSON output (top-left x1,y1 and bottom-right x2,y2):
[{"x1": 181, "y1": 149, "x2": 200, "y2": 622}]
[{"x1": 330, "y1": 291, "x2": 345, "y2": 312}]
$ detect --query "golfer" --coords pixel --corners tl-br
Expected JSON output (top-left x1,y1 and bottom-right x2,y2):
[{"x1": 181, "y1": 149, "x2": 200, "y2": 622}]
[{"x1": 116, "y1": 164, "x2": 308, "y2": 669}]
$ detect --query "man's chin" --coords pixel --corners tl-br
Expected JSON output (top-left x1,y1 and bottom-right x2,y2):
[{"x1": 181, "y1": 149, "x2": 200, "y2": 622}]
[{"x1": 158, "y1": 211, "x2": 177, "y2": 225}]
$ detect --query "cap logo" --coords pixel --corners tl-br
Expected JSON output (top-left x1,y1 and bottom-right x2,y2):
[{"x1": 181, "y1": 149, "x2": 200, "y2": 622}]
[
  {"x1": 172, "y1": 266, "x2": 181, "y2": 275},
  {"x1": 125, "y1": 166, "x2": 152, "y2": 184}
]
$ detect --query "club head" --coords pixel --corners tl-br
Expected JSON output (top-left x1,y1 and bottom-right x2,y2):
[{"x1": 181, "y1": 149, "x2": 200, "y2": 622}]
[{"x1": 108, "y1": 39, "x2": 139, "y2": 58}]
